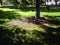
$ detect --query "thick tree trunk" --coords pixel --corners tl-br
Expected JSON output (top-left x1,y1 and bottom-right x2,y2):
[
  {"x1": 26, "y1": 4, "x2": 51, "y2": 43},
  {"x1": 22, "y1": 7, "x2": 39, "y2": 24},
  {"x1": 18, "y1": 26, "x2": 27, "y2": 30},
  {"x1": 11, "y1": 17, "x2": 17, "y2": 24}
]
[{"x1": 36, "y1": 0, "x2": 40, "y2": 19}]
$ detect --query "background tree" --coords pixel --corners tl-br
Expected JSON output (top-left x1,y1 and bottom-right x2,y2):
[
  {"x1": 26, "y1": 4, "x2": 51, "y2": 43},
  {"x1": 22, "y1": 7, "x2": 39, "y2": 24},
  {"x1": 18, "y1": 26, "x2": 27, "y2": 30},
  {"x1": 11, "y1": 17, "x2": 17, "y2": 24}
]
[
  {"x1": 55, "y1": 0, "x2": 58, "y2": 6},
  {"x1": 0, "y1": 0, "x2": 2, "y2": 5},
  {"x1": 13, "y1": 0, "x2": 20, "y2": 7}
]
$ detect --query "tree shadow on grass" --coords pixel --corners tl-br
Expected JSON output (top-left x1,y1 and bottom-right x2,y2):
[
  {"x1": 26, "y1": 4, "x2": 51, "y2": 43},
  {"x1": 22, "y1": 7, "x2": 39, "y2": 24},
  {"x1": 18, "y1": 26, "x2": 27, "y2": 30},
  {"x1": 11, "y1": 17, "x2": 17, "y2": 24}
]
[
  {"x1": 18, "y1": 7, "x2": 60, "y2": 12},
  {"x1": 0, "y1": 26, "x2": 43, "y2": 45},
  {"x1": 0, "y1": 26, "x2": 15, "y2": 45},
  {"x1": 0, "y1": 26, "x2": 60, "y2": 45},
  {"x1": 41, "y1": 25, "x2": 60, "y2": 45},
  {"x1": 20, "y1": 6, "x2": 60, "y2": 12},
  {"x1": 0, "y1": 6, "x2": 17, "y2": 9},
  {"x1": 32, "y1": 26, "x2": 60, "y2": 45},
  {"x1": 0, "y1": 26, "x2": 26, "y2": 45},
  {"x1": 1, "y1": 6, "x2": 60, "y2": 12},
  {"x1": 0, "y1": 20, "x2": 5, "y2": 24},
  {"x1": 25, "y1": 16, "x2": 60, "y2": 25},
  {"x1": 44, "y1": 16, "x2": 60, "y2": 25},
  {"x1": 0, "y1": 10, "x2": 21, "y2": 19},
  {"x1": 0, "y1": 15, "x2": 60, "y2": 45},
  {"x1": 24, "y1": 16, "x2": 60, "y2": 45}
]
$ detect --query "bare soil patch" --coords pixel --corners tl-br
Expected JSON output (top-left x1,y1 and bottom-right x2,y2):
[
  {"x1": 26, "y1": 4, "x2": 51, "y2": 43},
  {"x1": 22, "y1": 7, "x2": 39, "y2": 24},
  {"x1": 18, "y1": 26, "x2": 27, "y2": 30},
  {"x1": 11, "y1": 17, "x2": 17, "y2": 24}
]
[{"x1": 9, "y1": 16, "x2": 60, "y2": 28}]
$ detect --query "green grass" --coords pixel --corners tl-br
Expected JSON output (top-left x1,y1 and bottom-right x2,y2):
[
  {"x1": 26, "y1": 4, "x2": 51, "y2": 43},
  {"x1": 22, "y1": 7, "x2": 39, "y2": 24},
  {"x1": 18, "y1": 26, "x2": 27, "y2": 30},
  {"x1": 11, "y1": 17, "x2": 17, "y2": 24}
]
[
  {"x1": 0, "y1": 7, "x2": 60, "y2": 18},
  {"x1": 0, "y1": 7, "x2": 60, "y2": 45}
]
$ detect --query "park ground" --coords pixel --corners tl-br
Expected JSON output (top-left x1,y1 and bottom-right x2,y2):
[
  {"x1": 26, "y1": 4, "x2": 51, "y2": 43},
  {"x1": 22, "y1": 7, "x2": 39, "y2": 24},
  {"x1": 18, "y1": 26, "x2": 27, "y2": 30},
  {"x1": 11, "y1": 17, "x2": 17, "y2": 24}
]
[{"x1": 0, "y1": 6, "x2": 60, "y2": 45}]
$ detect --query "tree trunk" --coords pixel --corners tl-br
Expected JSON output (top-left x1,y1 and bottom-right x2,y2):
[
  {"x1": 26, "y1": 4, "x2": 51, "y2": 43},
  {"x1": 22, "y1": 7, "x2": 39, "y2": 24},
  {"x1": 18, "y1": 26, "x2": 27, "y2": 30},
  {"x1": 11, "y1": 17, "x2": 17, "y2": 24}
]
[
  {"x1": 13, "y1": 0, "x2": 19, "y2": 7},
  {"x1": 36, "y1": 0, "x2": 40, "y2": 19},
  {"x1": 55, "y1": 0, "x2": 58, "y2": 5},
  {"x1": 0, "y1": 0, "x2": 2, "y2": 5}
]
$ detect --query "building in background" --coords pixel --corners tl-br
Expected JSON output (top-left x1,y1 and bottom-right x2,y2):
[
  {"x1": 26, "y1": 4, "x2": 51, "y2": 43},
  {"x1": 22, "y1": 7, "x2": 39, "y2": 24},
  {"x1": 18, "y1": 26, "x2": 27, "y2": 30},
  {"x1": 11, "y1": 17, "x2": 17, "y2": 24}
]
[{"x1": 2, "y1": 0, "x2": 13, "y2": 6}]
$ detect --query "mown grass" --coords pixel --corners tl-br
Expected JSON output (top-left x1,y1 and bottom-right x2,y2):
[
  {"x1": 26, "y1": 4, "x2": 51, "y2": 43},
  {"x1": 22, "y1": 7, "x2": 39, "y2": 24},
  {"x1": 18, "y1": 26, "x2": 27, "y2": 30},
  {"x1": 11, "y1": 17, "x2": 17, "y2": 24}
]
[
  {"x1": 0, "y1": 6, "x2": 60, "y2": 17},
  {"x1": 0, "y1": 6, "x2": 60, "y2": 45}
]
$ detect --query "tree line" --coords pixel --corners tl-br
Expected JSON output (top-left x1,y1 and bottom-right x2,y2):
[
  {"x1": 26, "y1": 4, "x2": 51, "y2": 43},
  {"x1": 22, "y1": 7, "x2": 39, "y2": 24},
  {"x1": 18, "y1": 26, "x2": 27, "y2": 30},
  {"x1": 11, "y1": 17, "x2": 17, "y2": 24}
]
[{"x1": 0, "y1": 0, "x2": 60, "y2": 20}]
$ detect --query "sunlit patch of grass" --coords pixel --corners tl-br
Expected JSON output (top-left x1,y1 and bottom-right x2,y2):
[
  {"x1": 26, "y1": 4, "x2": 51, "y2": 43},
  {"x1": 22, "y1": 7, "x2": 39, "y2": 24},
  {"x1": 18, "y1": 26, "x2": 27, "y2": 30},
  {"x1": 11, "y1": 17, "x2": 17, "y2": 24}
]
[
  {"x1": 7, "y1": 19, "x2": 45, "y2": 33},
  {"x1": 0, "y1": 7, "x2": 60, "y2": 31},
  {"x1": 19, "y1": 23, "x2": 45, "y2": 33},
  {"x1": 41, "y1": 12, "x2": 60, "y2": 16},
  {"x1": 0, "y1": 7, "x2": 60, "y2": 18},
  {"x1": 0, "y1": 7, "x2": 60, "y2": 33},
  {"x1": 0, "y1": 8, "x2": 15, "y2": 11},
  {"x1": 0, "y1": 7, "x2": 60, "y2": 45},
  {"x1": 14, "y1": 10, "x2": 35, "y2": 17}
]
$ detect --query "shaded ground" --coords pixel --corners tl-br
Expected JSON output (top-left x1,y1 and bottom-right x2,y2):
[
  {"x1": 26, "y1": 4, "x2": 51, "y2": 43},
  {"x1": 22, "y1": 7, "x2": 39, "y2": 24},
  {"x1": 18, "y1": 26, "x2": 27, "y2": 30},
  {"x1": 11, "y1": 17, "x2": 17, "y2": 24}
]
[
  {"x1": 0, "y1": 6, "x2": 60, "y2": 12},
  {"x1": 1, "y1": 16, "x2": 59, "y2": 45},
  {"x1": 0, "y1": 6, "x2": 60, "y2": 16},
  {"x1": 0, "y1": 7, "x2": 60, "y2": 45},
  {"x1": 10, "y1": 16, "x2": 60, "y2": 27},
  {"x1": 0, "y1": 16, "x2": 60, "y2": 45}
]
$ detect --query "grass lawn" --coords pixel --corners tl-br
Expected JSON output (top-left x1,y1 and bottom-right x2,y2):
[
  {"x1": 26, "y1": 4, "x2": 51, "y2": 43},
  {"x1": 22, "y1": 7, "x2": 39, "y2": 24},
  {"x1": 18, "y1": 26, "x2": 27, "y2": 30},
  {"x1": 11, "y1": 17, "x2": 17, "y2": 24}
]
[
  {"x1": 0, "y1": 7, "x2": 60, "y2": 17},
  {"x1": 0, "y1": 7, "x2": 60, "y2": 45}
]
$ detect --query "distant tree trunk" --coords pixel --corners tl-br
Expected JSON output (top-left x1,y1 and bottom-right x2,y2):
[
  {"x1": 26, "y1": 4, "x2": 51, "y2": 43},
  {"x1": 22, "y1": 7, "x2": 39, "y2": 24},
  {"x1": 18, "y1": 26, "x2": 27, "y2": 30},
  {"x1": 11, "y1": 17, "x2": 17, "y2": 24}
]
[
  {"x1": 23, "y1": 0, "x2": 26, "y2": 7},
  {"x1": 55, "y1": 0, "x2": 59, "y2": 8},
  {"x1": 0, "y1": 0, "x2": 2, "y2": 5},
  {"x1": 21, "y1": 0, "x2": 26, "y2": 7},
  {"x1": 13, "y1": 0, "x2": 19, "y2": 7},
  {"x1": 55, "y1": 0, "x2": 58, "y2": 6},
  {"x1": 46, "y1": 0, "x2": 50, "y2": 11},
  {"x1": 36, "y1": 0, "x2": 40, "y2": 19}
]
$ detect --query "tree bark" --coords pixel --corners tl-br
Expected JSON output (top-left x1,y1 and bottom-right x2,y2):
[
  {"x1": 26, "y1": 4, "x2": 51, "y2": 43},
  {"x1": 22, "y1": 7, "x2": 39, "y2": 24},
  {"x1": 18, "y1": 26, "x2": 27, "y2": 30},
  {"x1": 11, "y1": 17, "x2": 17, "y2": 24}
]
[
  {"x1": 36, "y1": 0, "x2": 40, "y2": 19},
  {"x1": 0, "y1": 0, "x2": 2, "y2": 5}
]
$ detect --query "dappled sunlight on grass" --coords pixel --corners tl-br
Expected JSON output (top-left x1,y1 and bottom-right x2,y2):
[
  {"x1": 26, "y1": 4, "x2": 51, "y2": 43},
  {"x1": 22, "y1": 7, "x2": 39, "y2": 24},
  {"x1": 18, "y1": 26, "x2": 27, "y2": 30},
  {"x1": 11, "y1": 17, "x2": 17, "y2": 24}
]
[
  {"x1": 41, "y1": 12, "x2": 60, "y2": 16},
  {"x1": 0, "y1": 7, "x2": 60, "y2": 45},
  {"x1": 14, "y1": 10, "x2": 35, "y2": 17},
  {"x1": 0, "y1": 7, "x2": 60, "y2": 17},
  {"x1": 0, "y1": 8, "x2": 35, "y2": 18},
  {"x1": 0, "y1": 10, "x2": 21, "y2": 19},
  {"x1": 7, "y1": 19, "x2": 45, "y2": 33},
  {"x1": 0, "y1": 25, "x2": 45, "y2": 45},
  {"x1": 0, "y1": 8, "x2": 15, "y2": 11}
]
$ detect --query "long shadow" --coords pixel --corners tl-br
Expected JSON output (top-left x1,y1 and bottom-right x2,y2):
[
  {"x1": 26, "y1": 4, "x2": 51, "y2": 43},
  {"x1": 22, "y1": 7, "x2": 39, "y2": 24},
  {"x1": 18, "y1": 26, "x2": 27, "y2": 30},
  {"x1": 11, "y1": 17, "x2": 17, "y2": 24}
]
[
  {"x1": 19, "y1": 7, "x2": 60, "y2": 12},
  {"x1": 0, "y1": 20, "x2": 5, "y2": 24},
  {"x1": 41, "y1": 25, "x2": 60, "y2": 45},
  {"x1": 0, "y1": 26, "x2": 43, "y2": 45},
  {"x1": 0, "y1": 6, "x2": 60, "y2": 45},
  {"x1": 40, "y1": 6, "x2": 60, "y2": 12},
  {"x1": 0, "y1": 16, "x2": 60, "y2": 45},
  {"x1": 32, "y1": 26, "x2": 60, "y2": 45},
  {"x1": 0, "y1": 10, "x2": 21, "y2": 19},
  {"x1": 0, "y1": 26, "x2": 60, "y2": 45},
  {"x1": 0, "y1": 26, "x2": 15, "y2": 45},
  {"x1": 0, "y1": 26, "x2": 27, "y2": 45},
  {"x1": 25, "y1": 16, "x2": 60, "y2": 45},
  {"x1": 0, "y1": 6, "x2": 60, "y2": 12},
  {"x1": 25, "y1": 16, "x2": 60, "y2": 25},
  {"x1": 0, "y1": 26, "x2": 26, "y2": 45},
  {"x1": 44, "y1": 16, "x2": 60, "y2": 25},
  {"x1": 0, "y1": 6, "x2": 17, "y2": 9},
  {"x1": 16, "y1": 16, "x2": 60, "y2": 45},
  {"x1": 0, "y1": 10, "x2": 21, "y2": 25}
]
